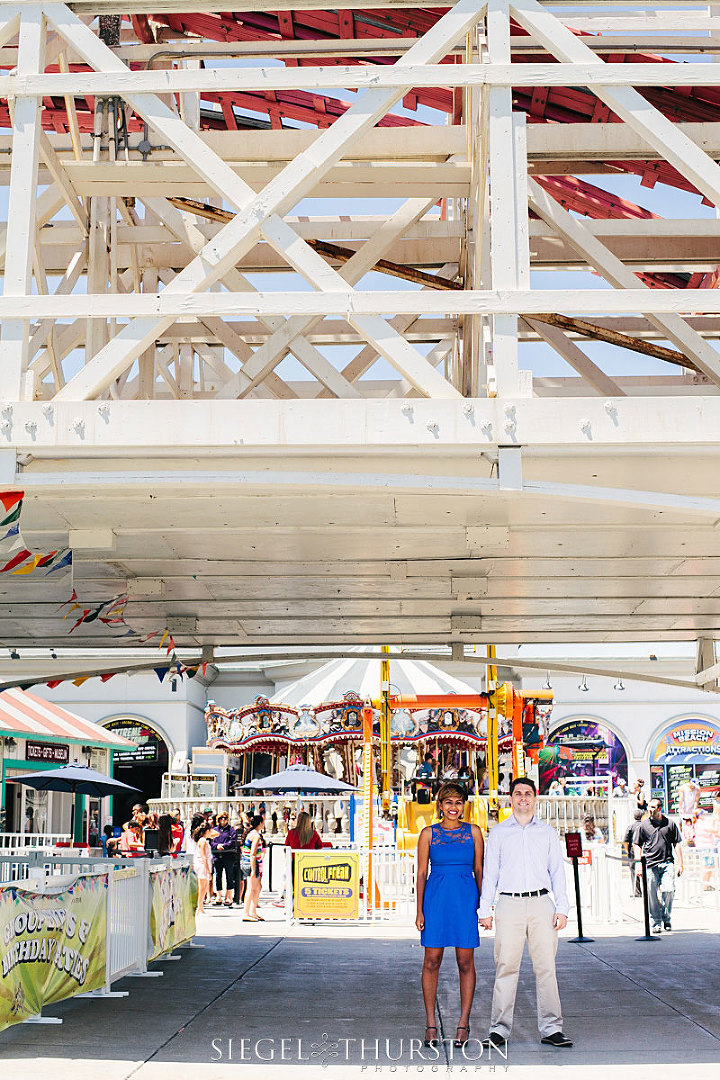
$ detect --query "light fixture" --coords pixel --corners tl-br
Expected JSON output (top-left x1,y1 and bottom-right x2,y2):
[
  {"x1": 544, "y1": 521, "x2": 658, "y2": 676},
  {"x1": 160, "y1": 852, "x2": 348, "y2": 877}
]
[
  {"x1": 170, "y1": 675, "x2": 179, "y2": 692},
  {"x1": 578, "y1": 675, "x2": 589, "y2": 692},
  {"x1": 543, "y1": 672, "x2": 552, "y2": 690},
  {"x1": 9, "y1": 649, "x2": 19, "y2": 660},
  {"x1": 614, "y1": 678, "x2": 625, "y2": 691},
  {"x1": 50, "y1": 649, "x2": 57, "y2": 660}
]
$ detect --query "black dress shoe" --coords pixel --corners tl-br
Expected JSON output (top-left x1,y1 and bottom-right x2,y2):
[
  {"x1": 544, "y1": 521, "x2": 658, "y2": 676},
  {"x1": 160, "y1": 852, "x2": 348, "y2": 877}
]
[
  {"x1": 541, "y1": 1032, "x2": 573, "y2": 1048},
  {"x1": 481, "y1": 1032, "x2": 508, "y2": 1051}
]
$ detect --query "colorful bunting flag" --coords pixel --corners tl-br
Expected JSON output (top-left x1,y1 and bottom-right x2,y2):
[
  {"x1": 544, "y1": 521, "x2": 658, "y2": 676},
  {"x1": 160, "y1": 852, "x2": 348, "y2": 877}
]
[
  {"x1": 0, "y1": 491, "x2": 22, "y2": 514},
  {"x1": 0, "y1": 492, "x2": 73, "y2": 577}
]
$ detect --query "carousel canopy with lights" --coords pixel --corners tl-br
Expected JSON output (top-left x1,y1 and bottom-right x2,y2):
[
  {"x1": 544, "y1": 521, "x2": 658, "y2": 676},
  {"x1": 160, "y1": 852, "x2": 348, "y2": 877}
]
[{"x1": 203, "y1": 655, "x2": 531, "y2": 755}]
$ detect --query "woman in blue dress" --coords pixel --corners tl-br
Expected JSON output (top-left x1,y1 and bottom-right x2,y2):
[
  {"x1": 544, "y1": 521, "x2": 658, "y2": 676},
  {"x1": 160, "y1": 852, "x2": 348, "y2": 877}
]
[{"x1": 415, "y1": 782, "x2": 484, "y2": 1049}]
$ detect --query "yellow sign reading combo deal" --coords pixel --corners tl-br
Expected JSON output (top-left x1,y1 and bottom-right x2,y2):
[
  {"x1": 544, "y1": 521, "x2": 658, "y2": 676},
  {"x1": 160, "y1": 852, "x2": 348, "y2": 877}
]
[{"x1": 293, "y1": 851, "x2": 359, "y2": 919}]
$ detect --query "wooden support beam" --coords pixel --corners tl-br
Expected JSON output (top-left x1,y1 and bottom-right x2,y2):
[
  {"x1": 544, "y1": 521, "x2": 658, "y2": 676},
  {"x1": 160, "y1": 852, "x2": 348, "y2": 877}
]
[
  {"x1": 0, "y1": 6, "x2": 44, "y2": 399},
  {"x1": 522, "y1": 317, "x2": 626, "y2": 397},
  {"x1": 511, "y1": 0, "x2": 720, "y2": 210},
  {"x1": 527, "y1": 177, "x2": 720, "y2": 388},
  {"x1": 528, "y1": 314, "x2": 695, "y2": 373},
  {"x1": 48, "y1": 0, "x2": 487, "y2": 400}
]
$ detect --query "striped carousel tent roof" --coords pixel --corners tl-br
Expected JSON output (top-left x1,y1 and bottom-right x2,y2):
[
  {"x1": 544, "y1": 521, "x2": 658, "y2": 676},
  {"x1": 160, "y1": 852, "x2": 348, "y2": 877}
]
[{"x1": 270, "y1": 654, "x2": 480, "y2": 708}]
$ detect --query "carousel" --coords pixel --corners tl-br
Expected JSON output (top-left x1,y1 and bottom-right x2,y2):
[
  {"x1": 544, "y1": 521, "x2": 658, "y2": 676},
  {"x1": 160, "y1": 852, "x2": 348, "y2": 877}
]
[{"x1": 203, "y1": 656, "x2": 552, "y2": 804}]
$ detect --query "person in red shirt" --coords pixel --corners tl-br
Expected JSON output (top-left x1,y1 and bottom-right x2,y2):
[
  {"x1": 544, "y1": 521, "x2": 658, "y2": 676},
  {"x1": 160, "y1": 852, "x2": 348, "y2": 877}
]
[
  {"x1": 285, "y1": 811, "x2": 324, "y2": 851},
  {"x1": 276, "y1": 811, "x2": 324, "y2": 908},
  {"x1": 170, "y1": 808, "x2": 184, "y2": 849}
]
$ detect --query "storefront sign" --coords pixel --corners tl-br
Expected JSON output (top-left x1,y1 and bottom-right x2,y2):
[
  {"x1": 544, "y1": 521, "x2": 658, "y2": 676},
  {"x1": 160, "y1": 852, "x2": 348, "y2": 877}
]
[
  {"x1": 0, "y1": 873, "x2": 107, "y2": 1032},
  {"x1": 293, "y1": 851, "x2": 360, "y2": 920},
  {"x1": 652, "y1": 720, "x2": 720, "y2": 760},
  {"x1": 105, "y1": 718, "x2": 165, "y2": 766},
  {"x1": 25, "y1": 741, "x2": 69, "y2": 764},
  {"x1": 148, "y1": 865, "x2": 198, "y2": 961}
]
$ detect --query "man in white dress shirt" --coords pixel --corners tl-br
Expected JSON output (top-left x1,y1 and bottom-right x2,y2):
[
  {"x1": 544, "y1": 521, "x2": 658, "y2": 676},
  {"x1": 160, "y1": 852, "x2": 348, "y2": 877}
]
[{"x1": 478, "y1": 776, "x2": 572, "y2": 1051}]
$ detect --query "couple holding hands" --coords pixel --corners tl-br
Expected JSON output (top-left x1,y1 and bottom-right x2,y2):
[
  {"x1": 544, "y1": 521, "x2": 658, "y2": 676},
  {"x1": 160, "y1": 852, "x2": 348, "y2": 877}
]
[{"x1": 415, "y1": 776, "x2": 572, "y2": 1053}]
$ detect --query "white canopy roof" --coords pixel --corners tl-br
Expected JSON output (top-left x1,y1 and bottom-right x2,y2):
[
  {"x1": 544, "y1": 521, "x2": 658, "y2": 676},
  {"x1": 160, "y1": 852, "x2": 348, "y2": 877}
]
[{"x1": 271, "y1": 655, "x2": 481, "y2": 708}]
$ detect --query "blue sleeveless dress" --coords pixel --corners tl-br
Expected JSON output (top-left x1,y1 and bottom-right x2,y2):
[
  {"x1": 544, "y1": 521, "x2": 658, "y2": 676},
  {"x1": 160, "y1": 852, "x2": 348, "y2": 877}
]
[{"x1": 420, "y1": 822, "x2": 480, "y2": 949}]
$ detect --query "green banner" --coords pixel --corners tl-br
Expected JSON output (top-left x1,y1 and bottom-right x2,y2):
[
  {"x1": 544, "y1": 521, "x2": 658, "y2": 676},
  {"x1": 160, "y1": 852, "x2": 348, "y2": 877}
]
[
  {"x1": 0, "y1": 873, "x2": 108, "y2": 1032},
  {"x1": 148, "y1": 864, "x2": 198, "y2": 962}
]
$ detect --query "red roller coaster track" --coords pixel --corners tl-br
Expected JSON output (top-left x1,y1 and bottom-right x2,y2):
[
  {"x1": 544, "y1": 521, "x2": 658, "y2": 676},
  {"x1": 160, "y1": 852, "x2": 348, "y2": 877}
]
[{"x1": 2, "y1": 7, "x2": 716, "y2": 290}]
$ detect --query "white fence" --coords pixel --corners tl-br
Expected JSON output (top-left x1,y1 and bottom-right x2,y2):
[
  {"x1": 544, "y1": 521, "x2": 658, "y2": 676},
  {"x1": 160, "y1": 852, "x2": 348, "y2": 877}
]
[
  {"x1": 0, "y1": 832, "x2": 68, "y2": 850},
  {"x1": 269, "y1": 839, "x2": 719, "y2": 927},
  {"x1": 0, "y1": 852, "x2": 197, "y2": 1028},
  {"x1": 676, "y1": 848, "x2": 720, "y2": 911},
  {"x1": 278, "y1": 845, "x2": 417, "y2": 925}
]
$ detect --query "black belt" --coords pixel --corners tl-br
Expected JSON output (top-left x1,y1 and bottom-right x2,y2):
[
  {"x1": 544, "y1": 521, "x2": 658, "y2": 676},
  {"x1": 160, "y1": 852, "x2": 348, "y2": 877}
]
[{"x1": 500, "y1": 889, "x2": 548, "y2": 897}]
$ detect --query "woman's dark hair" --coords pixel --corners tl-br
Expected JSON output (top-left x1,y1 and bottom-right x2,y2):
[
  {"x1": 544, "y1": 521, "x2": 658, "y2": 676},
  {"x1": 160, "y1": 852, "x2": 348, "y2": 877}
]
[
  {"x1": 250, "y1": 814, "x2": 263, "y2": 830},
  {"x1": 192, "y1": 823, "x2": 209, "y2": 842},
  {"x1": 510, "y1": 776, "x2": 537, "y2": 795},
  {"x1": 435, "y1": 781, "x2": 467, "y2": 814},
  {"x1": 158, "y1": 814, "x2": 173, "y2": 854},
  {"x1": 189, "y1": 813, "x2": 205, "y2": 835}
]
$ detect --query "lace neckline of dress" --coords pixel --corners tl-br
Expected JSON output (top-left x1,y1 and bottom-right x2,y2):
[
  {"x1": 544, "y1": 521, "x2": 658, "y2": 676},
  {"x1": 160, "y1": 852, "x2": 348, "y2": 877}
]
[{"x1": 432, "y1": 822, "x2": 469, "y2": 842}]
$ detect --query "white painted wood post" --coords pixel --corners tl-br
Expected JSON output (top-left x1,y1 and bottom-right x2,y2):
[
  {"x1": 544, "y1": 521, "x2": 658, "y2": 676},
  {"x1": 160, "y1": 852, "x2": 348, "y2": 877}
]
[
  {"x1": 486, "y1": 0, "x2": 521, "y2": 397},
  {"x1": 0, "y1": 6, "x2": 45, "y2": 399}
]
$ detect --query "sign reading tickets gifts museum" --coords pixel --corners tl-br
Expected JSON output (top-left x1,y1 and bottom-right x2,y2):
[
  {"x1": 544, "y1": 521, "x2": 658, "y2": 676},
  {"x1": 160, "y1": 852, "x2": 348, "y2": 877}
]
[
  {"x1": 293, "y1": 851, "x2": 359, "y2": 920},
  {"x1": 0, "y1": 874, "x2": 108, "y2": 1031}
]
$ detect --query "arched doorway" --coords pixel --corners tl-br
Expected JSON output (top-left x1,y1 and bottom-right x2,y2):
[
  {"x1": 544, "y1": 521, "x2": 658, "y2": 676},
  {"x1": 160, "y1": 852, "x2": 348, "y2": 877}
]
[
  {"x1": 649, "y1": 716, "x2": 720, "y2": 813},
  {"x1": 103, "y1": 717, "x2": 170, "y2": 824},
  {"x1": 540, "y1": 717, "x2": 629, "y2": 796}
]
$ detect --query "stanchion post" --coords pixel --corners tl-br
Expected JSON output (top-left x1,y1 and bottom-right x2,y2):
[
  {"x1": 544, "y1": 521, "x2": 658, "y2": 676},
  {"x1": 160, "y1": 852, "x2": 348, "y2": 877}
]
[
  {"x1": 636, "y1": 855, "x2": 660, "y2": 942},
  {"x1": 565, "y1": 831, "x2": 594, "y2": 943}
]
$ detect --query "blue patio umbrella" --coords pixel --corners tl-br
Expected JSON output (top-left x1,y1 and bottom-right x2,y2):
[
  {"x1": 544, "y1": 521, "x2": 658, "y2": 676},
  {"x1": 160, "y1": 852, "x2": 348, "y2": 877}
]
[
  {"x1": 237, "y1": 763, "x2": 357, "y2": 793},
  {"x1": 8, "y1": 763, "x2": 141, "y2": 842}
]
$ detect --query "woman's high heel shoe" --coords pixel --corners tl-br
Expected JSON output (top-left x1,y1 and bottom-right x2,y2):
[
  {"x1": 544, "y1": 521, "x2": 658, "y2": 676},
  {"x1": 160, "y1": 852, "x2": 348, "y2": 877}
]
[
  {"x1": 424, "y1": 1026, "x2": 439, "y2": 1048},
  {"x1": 454, "y1": 1025, "x2": 470, "y2": 1048}
]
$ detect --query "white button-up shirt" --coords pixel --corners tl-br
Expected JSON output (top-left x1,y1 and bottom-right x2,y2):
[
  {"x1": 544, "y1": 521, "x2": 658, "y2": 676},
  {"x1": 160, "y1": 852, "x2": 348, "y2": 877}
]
[{"x1": 478, "y1": 813, "x2": 570, "y2": 917}]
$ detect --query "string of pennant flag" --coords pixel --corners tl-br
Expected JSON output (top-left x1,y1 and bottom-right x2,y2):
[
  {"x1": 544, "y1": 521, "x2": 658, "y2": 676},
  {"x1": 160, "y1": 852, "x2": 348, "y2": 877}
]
[
  {"x1": 0, "y1": 491, "x2": 207, "y2": 691},
  {"x1": 0, "y1": 491, "x2": 72, "y2": 576}
]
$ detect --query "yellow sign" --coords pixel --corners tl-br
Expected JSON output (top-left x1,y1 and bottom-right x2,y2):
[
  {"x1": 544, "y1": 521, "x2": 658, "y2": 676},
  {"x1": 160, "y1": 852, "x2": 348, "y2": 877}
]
[{"x1": 293, "y1": 852, "x2": 360, "y2": 920}]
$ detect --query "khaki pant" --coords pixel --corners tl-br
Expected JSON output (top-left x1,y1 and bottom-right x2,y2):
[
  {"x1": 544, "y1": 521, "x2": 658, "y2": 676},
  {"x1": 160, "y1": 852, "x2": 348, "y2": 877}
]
[{"x1": 489, "y1": 894, "x2": 563, "y2": 1038}]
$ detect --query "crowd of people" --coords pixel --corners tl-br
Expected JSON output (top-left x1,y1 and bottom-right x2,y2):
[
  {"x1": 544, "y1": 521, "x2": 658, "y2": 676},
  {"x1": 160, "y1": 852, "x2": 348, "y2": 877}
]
[{"x1": 102, "y1": 801, "x2": 331, "y2": 921}]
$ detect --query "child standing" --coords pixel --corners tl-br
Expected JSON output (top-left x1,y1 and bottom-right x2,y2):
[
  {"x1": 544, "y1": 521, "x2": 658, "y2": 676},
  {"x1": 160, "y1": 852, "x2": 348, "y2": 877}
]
[{"x1": 192, "y1": 823, "x2": 214, "y2": 913}]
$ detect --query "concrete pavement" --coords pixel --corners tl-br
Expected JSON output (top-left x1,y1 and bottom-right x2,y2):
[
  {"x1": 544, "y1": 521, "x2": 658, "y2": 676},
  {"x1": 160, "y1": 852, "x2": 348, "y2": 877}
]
[{"x1": 1, "y1": 898, "x2": 719, "y2": 1080}]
